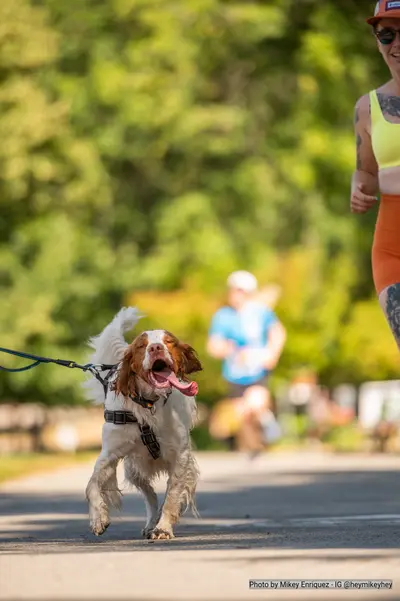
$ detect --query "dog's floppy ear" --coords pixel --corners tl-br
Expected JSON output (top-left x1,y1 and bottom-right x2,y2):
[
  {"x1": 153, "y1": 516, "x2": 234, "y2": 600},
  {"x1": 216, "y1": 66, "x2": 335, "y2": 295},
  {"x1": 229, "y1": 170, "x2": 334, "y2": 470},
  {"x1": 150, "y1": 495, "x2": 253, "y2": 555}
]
[
  {"x1": 113, "y1": 346, "x2": 136, "y2": 398},
  {"x1": 179, "y1": 343, "x2": 203, "y2": 376}
]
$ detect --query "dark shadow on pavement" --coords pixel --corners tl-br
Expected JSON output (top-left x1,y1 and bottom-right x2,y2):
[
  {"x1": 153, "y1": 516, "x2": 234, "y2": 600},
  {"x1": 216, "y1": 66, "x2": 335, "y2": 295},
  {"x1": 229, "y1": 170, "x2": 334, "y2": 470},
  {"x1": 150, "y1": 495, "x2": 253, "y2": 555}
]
[{"x1": 1, "y1": 467, "x2": 400, "y2": 555}]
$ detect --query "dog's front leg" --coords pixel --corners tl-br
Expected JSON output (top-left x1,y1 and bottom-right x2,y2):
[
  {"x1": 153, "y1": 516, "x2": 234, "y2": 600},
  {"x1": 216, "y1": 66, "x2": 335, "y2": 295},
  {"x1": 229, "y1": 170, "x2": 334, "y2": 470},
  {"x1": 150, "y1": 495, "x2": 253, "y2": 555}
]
[
  {"x1": 149, "y1": 450, "x2": 192, "y2": 540},
  {"x1": 86, "y1": 450, "x2": 122, "y2": 536}
]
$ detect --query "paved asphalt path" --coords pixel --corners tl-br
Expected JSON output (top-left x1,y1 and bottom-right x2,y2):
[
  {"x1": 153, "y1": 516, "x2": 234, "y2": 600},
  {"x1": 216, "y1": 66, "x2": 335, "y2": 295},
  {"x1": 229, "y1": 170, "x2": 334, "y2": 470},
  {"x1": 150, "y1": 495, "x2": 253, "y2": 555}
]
[{"x1": 0, "y1": 451, "x2": 399, "y2": 600}]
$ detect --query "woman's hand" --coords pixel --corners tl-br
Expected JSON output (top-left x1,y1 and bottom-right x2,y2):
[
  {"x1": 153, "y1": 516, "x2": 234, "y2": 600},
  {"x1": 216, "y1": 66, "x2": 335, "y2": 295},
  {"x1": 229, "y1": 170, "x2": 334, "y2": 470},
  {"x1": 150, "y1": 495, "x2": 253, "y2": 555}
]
[{"x1": 351, "y1": 183, "x2": 378, "y2": 214}]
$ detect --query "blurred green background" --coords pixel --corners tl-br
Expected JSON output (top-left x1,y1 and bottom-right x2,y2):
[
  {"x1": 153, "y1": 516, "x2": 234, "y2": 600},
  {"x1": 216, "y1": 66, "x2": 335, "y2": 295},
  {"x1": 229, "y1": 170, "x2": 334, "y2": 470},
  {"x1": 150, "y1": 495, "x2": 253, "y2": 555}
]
[{"x1": 0, "y1": 0, "x2": 398, "y2": 411}]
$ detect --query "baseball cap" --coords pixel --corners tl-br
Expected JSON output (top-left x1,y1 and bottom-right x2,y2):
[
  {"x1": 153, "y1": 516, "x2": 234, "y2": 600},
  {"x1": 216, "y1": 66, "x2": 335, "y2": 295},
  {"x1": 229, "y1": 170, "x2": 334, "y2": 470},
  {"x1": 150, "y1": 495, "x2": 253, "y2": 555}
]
[
  {"x1": 227, "y1": 270, "x2": 258, "y2": 293},
  {"x1": 367, "y1": 1, "x2": 400, "y2": 25}
]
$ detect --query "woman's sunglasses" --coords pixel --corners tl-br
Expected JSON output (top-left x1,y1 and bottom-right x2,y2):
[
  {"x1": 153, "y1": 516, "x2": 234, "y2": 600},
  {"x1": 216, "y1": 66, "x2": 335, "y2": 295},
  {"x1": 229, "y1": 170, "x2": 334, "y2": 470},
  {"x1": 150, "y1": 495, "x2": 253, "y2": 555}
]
[{"x1": 375, "y1": 27, "x2": 400, "y2": 45}]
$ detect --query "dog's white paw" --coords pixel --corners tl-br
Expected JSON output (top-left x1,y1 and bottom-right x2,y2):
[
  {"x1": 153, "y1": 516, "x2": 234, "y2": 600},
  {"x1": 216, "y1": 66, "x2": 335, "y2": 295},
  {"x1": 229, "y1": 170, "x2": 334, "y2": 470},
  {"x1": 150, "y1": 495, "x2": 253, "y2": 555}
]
[
  {"x1": 147, "y1": 527, "x2": 174, "y2": 540},
  {"x1": 90, "y1": 516, "x2": 110, "y2": 536}
]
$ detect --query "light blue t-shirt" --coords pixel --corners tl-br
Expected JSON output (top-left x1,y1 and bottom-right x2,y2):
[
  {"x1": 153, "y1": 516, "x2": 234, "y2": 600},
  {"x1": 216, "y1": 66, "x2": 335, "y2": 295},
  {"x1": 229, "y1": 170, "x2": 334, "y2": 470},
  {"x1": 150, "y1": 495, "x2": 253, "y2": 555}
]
[{"x1": 209, "y1": 302, "x2": 278, "y2": 386}]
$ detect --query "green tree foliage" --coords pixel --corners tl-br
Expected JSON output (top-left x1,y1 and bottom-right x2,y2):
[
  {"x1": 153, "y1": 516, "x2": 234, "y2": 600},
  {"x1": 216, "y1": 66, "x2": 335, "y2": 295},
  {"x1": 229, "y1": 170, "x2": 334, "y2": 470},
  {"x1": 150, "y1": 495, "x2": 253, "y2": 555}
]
[{"x1": 0, "y1": 0, "x2": 397, "y2": 405}]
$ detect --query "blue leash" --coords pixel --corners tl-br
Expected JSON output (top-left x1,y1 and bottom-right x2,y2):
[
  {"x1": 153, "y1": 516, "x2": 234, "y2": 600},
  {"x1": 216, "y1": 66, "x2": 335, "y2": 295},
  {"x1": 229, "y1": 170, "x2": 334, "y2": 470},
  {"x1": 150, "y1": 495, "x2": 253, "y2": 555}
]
[{"x1": 0, "y1": 345, "x2": 117, "y2": 392}]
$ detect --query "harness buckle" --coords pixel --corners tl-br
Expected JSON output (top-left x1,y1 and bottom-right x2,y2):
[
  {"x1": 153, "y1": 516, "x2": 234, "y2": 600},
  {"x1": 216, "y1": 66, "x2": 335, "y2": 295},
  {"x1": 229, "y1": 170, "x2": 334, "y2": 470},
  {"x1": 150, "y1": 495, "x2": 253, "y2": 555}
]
[
  {"x1": 113, "y1": 411, "x2": 127, "y2": 425},
  {"x1": 140, "y1": 424, "x2": 157, "y2": 445},
  {"x1": 139, "y1": 424, "x2": 161, "y2": 459}
]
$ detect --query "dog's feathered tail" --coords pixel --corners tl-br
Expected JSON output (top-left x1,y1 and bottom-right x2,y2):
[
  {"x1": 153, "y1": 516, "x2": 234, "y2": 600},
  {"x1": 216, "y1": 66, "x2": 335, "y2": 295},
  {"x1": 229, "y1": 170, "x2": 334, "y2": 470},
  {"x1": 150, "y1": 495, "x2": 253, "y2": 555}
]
[{"x1": 82, "y1": 307, "x2": 143, "y2": 405}]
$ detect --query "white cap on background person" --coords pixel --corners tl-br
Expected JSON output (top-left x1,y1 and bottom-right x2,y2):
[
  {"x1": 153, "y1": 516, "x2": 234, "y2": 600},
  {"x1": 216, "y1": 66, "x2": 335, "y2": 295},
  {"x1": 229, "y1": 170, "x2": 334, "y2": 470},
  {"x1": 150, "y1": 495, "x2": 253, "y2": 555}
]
[{"x1": 227, "y1": 270, "x2": 258, "y2": 293}]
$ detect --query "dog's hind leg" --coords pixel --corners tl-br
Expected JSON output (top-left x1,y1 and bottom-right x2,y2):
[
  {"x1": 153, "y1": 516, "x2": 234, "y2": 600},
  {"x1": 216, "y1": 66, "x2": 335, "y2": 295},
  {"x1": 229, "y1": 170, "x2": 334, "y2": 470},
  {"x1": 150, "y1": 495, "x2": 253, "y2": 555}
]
[
  {"x1": 124, "y1": 459, "x2": 159, "y2": 537},
  {"x1": 179, "y1": 453, "x2": 200, "y2": 518}
]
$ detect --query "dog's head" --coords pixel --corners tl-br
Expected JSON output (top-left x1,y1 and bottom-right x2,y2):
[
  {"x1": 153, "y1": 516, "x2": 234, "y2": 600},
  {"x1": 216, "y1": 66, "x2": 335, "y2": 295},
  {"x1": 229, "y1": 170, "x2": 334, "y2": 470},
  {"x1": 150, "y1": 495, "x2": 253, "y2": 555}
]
[{"x1": 113, "y1": 330, "x2": 202, "y2": 400}]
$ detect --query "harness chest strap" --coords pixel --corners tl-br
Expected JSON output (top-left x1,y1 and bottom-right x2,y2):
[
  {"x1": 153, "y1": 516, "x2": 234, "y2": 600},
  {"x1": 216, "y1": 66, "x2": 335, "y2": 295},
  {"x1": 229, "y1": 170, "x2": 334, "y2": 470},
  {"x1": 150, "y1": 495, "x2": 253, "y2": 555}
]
[{"x1": 104, "y1": 409, "x2": 161, "y2": 460}]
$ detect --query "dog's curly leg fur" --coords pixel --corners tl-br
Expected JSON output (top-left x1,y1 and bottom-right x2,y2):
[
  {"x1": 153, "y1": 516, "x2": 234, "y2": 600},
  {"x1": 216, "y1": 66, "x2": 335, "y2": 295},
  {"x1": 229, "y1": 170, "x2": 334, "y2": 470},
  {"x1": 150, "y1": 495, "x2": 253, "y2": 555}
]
[
  {"x1": 149, "y1": 450, "x2": 199, "y2": 540},
  {"x1": 86, "y1": 452, "x2": 122, "y2": 536},
  {"x1": 124, "y1": 461, "x2": 159, "y2": 537}
]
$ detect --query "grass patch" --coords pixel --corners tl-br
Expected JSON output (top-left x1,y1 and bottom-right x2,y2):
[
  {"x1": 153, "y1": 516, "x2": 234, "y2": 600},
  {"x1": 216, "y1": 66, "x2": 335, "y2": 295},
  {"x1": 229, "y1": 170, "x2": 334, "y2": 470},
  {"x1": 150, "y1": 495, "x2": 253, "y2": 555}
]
[{"x1": 0, "y1": 451, "x2": 98, "y2": 485}]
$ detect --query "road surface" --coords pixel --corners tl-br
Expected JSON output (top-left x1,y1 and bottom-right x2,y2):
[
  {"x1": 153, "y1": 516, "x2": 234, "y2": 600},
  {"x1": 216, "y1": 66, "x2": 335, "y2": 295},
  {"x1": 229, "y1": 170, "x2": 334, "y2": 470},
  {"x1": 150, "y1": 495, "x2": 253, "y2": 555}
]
[{"x1": 0, "y1": 451, "x2": 399, "y2": 600}]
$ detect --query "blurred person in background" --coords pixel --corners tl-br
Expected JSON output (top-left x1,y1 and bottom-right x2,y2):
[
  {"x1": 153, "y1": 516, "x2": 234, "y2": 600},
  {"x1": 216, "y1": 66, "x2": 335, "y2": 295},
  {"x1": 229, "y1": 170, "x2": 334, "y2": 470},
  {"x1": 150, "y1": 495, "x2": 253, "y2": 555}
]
[
  {"x1": 207, "y1": 270, "x2": 286, "y2": 452},
  {"x1": 351, "y1": 1, "x2": 400, "y2": 350}
]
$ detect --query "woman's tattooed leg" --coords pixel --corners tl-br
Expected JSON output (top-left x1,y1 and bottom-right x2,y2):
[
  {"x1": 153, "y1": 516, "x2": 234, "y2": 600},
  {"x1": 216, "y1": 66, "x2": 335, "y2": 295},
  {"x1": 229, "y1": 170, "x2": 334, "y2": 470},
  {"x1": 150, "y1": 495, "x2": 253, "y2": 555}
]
[{"x1": 379, "y1": 283, "x2": 400, "y2": 349}]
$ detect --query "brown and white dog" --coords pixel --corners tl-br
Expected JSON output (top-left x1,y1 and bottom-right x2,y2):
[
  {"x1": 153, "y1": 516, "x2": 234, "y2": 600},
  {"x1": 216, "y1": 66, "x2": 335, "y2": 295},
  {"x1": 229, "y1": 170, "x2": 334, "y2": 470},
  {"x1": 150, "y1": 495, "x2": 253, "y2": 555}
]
[{"x1": 84, "y1": 307, "x2": 202, "y2": 540}]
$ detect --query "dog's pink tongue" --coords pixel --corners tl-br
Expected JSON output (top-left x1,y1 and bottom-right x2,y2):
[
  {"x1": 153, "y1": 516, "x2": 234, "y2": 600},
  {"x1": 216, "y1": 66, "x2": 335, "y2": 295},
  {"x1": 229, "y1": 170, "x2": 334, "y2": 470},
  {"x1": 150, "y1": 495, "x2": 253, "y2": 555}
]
[{"x1": 154, "y1": 368, "x2": 198, "y2": 396}]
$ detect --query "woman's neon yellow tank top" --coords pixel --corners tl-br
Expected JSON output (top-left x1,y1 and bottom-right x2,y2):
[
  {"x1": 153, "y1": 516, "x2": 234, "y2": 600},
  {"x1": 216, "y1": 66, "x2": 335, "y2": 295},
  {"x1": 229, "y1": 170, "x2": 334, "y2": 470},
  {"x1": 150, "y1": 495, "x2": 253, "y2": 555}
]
[{"x1": 370, "y1": 90, "x2": 400, "y2": 170}]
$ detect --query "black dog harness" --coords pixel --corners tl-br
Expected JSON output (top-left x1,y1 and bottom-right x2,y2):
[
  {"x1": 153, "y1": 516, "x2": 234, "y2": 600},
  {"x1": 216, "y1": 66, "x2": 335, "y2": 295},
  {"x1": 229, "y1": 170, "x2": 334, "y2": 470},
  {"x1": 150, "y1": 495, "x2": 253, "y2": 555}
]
[
  {"x1": 103, "y1": 364, "x2": 167, "y2": 460},
  {"x1": 104, "y1": 410, "x2": 161, "y2": 460}
]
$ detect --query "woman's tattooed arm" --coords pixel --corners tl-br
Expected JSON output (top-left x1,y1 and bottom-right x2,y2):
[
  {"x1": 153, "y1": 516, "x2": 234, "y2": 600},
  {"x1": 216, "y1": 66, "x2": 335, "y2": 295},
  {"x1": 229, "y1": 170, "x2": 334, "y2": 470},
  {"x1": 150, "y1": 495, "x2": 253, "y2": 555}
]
[{"x1": 353, "y1": 96, "x2": 379, "y2": 176}]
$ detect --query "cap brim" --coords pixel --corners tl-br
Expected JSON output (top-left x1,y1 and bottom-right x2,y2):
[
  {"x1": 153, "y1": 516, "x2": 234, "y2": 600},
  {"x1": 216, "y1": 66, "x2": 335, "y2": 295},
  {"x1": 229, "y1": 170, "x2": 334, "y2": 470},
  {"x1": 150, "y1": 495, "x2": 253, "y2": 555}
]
[{"x1": 367, "y1": 10, "x2": 400, "y2": 24}]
